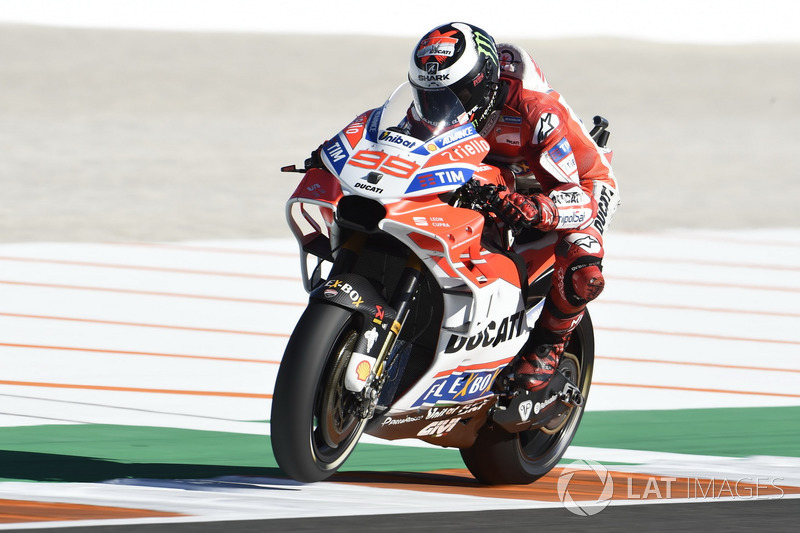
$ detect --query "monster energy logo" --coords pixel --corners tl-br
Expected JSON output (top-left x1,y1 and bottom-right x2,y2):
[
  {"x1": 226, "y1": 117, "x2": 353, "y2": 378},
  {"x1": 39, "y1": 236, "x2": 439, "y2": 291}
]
[{"x1": 473, "y1": 31, "x2": 498, "y2": 66}]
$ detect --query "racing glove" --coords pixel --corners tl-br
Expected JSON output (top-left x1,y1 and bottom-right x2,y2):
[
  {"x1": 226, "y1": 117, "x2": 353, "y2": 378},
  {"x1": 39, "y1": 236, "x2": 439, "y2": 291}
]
[
  {"x1": 304, "y1": 144, "x2": 326, "y2": 170},
  {"x1": 500, "y1": 192, "x2": 559, "y2": 231}
]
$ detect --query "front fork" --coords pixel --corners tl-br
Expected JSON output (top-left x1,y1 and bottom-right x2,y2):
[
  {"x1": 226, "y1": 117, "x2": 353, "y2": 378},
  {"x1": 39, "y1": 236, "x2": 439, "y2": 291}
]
[{"x1": 327, "y1": 233, "x2": 423, "y2": 419}]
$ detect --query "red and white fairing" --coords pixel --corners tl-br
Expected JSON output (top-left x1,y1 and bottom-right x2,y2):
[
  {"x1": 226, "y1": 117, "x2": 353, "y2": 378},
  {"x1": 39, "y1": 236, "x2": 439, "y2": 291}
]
[
  {"x1": 285, "y1": 84, "x2": 550, "y2": 433},
  {"x1": 319, "y1": 84, "x2": 491, "y2": 201}
]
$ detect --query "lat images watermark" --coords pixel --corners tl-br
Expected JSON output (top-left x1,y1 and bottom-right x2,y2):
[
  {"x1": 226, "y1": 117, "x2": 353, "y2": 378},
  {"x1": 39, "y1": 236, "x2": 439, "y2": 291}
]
[
  {"x1": 556, "y1": 460, "x2": 787, "y2": 517},
  {"x1": 556, "y1": 459, "x2": 614, "y2": 516}
]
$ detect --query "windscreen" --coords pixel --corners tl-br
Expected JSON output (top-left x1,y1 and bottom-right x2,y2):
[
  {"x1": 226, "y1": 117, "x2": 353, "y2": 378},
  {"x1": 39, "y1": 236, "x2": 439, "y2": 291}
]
[{"x1": 380, "y1": 83, "x2": 470, "y2": 142}]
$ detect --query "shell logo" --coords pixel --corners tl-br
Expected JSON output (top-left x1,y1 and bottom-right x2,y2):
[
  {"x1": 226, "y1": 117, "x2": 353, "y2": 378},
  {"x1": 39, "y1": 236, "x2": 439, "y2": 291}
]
[{"x1": 356, "y1": 360, "x2": 372, "y2": 381}]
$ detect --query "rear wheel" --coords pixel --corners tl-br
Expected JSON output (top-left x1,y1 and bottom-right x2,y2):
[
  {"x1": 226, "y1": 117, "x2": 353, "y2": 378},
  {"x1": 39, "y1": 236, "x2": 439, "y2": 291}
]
[
  {"x1": 460, "y1": 311, "x2": 594, "y2": 485},
  {"x1": 270, "y1": 303, "x2": 367, "y2": 482}
]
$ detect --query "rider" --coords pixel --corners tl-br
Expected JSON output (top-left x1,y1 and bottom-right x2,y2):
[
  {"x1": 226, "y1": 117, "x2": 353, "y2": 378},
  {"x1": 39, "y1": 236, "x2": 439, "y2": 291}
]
[{"x1": 409, "y1": 22, "x2": 620, "y2": 392}]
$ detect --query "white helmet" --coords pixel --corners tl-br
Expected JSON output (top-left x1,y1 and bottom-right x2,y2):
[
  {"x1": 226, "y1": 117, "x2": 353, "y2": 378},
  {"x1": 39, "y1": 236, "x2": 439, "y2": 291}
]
[{"x1": 409, "y1": 22, "x2": 501, "y2": 132}]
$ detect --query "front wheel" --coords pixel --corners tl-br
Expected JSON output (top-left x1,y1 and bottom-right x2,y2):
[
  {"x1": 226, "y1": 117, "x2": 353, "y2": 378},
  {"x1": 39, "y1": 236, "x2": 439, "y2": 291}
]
[
  {"x1": 270, "y1": 302, "x2": 367, "y2": 482},
  {"x1": 460, "y1": 311, "x2": 595, "y2": 485}
]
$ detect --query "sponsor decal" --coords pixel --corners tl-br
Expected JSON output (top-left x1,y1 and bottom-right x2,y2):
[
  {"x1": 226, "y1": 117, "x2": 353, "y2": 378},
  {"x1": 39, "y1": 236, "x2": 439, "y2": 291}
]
[
  {"x1": 507, "y1": 160, "x2": 532, "y2": 176},
  {"x1": 412, "y1": 366, "x2": 505, "y2": 407},
  {"x1": 345, "y1": 353, "x2": 377, "y2": 392},
  {"x1": 417, "y1": 417, "x2": 461, "y2": 437},
  {"x1": 425, "y1": 399, "x2": 489, "y2": 419},
  {"x1": 323, "y1": 137, "x2": 348, "y2": 174},
  {"x1": 372, "y1": 305, "x2": 385, "y2": 326},
  {"x1": 495, "y1": 125, "x2": 521, "y2": 146},
  {"x1": 404, "y1": 168, "x2": 472, "y2": 194},
  {"x1": 432, "y1": 124, "x2": 477, "y2": 149},
  {"x1": 444, "y1": 138, "x2": 491, "y2": 161},
  {"x1": 548, "y1": 137, "x2": 573, "y2": 163},
  {"x1": 558, "y1": 156, "x2": 578, "y2": 176},
  {"x1": 418, "y1": 73, "x2": 451, "y2": 83},
  {"x1": 569, "y1": 234, "x2": 602, "y2": 254},
  {"x1": 593, "y1": 184, "x2": 617, "y2": 235},
  {"x1": 546, "y1": 137, "x2": 578, "y2": 179},
  {"x1": 305, "y1": 182, "x2": 326, "y2": 199},
  {"x1": 413, "y1": 216, "x2": 429, "y2": 226},
  {"x1": 444, "y1": 310, "x2": 526, "y2": 353},
  {"x1": 381, "y1": 414, "x2": 424, "y2": 426},
  {"x1": 324, "y1": 279, "x2": 365, "y2": 307},
  {"x1": 355, "y1": 359, "x2": 372, "y2": 381},
  {"x1": 366, "y1": 108, "x2": 381, "y2": 141},
  {"x1": 551, "y1": 190, "x2": 584, "y2": 205},
  {"x1": 379, "y1": 130, "x2": 419, "y2": 149},
  {"x1": 417, "y1": 30, "x2": 458, "y2": 65},
  {"x1": 473, "y1": 30, "x2": 499, "y2": 66},
  {"x1": 499, "y1": 115, "x2": 523, "y2": 124},
  {"x1": 435, "y1": 169, "x2": 466, "y2": 184},
  {"x1": 557, "y1": 210, "x2": 588, "y2": 227},
  {"x1": 415, "y1": 173, "x2": 438, "y2": 189},
  {"x1": 534, "y1": 393, "x2": 559, "y2": 414},
  {"x1": 363, "y1": 327, "x2": 379, "y2": 353},
  {"x1": 354, "y1": 181, "x2": 383, "y2": 194},
  {"x1": 535, "y1": 113, "x2": 558, "y2": 143},
  {"x1": 344, "y1": 112, "x2": 369, "y2": 149},
  {"x1": 324, "y1": 140, "x2": 346, "y2": 162},
  {"x1": 323, "y1": 288, "x2": 337, "y2": 298},
  {"x1": 518, "y1": 400, "x2": 533, "y2": 421}
]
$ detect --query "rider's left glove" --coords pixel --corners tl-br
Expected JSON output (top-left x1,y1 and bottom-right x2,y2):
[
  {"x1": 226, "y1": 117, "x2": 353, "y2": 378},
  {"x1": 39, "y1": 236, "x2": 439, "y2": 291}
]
[{"x1": 304, "y1": 144, "x2": 326, "y2": 170}]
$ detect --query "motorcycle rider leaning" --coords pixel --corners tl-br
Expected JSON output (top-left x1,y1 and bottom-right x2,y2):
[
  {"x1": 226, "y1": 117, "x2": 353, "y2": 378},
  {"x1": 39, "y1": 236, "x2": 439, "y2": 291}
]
[{"x1": 408, "y1": 22, "x2": 620, "y2": 392}]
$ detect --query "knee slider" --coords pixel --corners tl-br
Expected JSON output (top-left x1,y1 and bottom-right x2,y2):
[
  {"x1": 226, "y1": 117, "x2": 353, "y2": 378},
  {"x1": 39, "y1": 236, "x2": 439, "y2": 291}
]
[{"x1": 566, "y1": 260, "x2": 604, "y2": 306}]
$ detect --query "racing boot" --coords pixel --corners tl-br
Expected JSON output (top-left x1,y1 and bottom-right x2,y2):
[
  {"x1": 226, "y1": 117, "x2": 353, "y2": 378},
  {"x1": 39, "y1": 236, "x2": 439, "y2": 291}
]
[
  {"x1": 513, "y1": 303, "x2": 582, "y2": 392},
  {"x1": 513, "y1": 334, "x2": 566, "y2": 392}
]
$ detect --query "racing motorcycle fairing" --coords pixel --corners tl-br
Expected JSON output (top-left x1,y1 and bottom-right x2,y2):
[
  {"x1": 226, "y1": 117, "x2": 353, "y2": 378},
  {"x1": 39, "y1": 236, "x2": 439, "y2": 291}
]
[
  {"x1": 286, "y1": 168, "x2": 344, "y2": 292},
  {"x1": 274, "y1": 82, "x2": 599, "y2": 483},
  {"x1": 319, "y1": 84, "x2": 490, "y2": 202},
  {"x1": 281, "y1": 83, "x2": 575, "y2": 449}
]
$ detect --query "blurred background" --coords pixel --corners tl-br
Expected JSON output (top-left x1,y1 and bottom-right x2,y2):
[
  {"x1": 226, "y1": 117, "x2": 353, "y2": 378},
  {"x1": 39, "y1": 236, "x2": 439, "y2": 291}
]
[{"x1": 1, "y1": 0, "x2": 798, "y2": 242}]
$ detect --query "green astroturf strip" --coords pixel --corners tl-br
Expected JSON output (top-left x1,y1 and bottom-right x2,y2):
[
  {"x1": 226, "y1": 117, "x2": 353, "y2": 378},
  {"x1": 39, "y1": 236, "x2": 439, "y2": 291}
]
[
  {"x1": 1, "y1": 406, "x2": 797, "y2": 482},
  {"x1": 572, "y1": 406, "x2": 800, "y2": 458},
  {"x1": 0, "y1": 424, "x2": 463, "y2": 482}
]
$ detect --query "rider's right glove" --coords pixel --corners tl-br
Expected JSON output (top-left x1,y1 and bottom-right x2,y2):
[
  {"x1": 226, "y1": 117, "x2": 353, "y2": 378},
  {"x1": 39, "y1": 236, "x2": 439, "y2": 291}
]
[{"x1": 500, "y1": 192, "x2": 559, "y2": 232}]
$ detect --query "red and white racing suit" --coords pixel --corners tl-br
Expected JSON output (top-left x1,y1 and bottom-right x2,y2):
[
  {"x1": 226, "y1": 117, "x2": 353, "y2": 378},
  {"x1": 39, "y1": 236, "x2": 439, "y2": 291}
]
[{"x1": 486, "y1": 44, "x2": 620, "y2": 341}]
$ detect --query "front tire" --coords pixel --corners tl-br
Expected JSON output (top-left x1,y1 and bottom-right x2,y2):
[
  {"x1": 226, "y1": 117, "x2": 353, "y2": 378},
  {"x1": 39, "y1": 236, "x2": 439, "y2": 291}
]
[
  {"x1": 460, "y1": 311, "x2": 595, "y2": 485},
  {"x1": 270, "y1": 302, "x2": 367, "y2": 482}
]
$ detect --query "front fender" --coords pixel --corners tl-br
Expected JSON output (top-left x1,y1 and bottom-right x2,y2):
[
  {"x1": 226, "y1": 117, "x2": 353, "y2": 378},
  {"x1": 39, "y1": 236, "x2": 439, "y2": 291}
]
[{"x1": 310, "y1": 273, "x2": 398, "y2": 336}]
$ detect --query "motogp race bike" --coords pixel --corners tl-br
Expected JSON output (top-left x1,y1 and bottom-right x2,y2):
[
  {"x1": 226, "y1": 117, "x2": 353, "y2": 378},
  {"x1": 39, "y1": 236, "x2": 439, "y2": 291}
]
[{"x1": 272, "y1": 83, "x2": 609, "y2": 485}]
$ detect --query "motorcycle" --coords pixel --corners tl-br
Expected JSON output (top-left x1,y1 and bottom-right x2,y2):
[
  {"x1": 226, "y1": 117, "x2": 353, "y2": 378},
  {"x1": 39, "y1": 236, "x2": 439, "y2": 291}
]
[{"x1": 271, "y1": 83, "x2": 609, "y2": 485}]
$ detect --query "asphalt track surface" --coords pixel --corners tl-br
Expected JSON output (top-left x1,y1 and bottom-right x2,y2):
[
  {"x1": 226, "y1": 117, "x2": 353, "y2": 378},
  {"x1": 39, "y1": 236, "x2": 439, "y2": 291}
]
[
  {"x1": 7, "y1": 500, "x2": 797, "y2": 533},
  {"x1": 2, "y1": 24, "x2": 800, "y2": 531}
]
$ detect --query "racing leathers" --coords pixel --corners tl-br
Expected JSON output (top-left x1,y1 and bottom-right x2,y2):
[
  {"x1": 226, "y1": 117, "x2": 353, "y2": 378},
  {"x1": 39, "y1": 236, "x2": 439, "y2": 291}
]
[{"x1": 487, "y1": 44, "x2": 620, "y2": 391}]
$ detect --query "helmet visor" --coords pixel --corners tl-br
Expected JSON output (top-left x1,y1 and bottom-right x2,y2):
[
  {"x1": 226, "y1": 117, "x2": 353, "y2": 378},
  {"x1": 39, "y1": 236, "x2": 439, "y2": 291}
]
[{"x1": 411, "y1": 86, "x2": 469, "y2": 137}]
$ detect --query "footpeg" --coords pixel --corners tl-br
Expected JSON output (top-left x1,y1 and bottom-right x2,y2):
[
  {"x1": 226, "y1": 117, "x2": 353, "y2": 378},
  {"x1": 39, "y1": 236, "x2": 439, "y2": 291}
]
[{"x1": 491, "y1": 370, "x2": 582, "y2": 433}]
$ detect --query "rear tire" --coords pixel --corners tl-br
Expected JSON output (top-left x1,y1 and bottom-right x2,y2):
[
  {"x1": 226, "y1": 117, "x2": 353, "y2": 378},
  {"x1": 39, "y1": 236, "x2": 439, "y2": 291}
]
[
  {"x1": 270, "y1": 302, "x2": 367, "y2": 482},
  {"x1": 460, "y1": 311, "x2": 594, "y2": 485}
]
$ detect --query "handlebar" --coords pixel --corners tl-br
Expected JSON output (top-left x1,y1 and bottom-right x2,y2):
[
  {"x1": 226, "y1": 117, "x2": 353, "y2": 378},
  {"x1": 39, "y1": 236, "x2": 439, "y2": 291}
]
[{"x1": 452, "y1": 180, "x2": 524, "y2": 233}]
